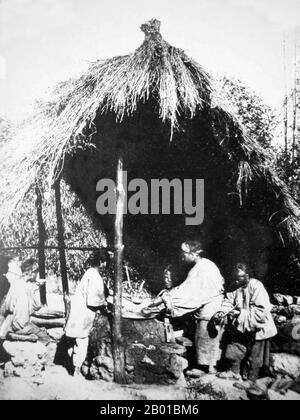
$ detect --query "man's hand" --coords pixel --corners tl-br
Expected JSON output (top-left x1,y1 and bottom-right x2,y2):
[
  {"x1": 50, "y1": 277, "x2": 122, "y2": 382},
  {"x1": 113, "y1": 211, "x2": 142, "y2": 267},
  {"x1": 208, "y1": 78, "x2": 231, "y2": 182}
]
[
  {"x1": 148, "y1": 296, "x2": 164, "y2": 308},
  {"x1": 36, "y1": 279, "x2": 46, "y2": 287},
  {"x1": 35, "y1": 274, "x2": 46, "y2": 287},
  {"x1": 212, "y1": 311, "x2": 226, "y2": 325},
  {"x1": 141, "y1": 306, "x2": 152, "y2": 316}
]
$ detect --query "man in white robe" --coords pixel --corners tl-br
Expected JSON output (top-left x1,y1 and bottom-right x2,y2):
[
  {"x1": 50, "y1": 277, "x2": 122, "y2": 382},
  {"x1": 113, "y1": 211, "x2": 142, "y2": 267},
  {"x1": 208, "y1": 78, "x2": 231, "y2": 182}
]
[{"x1": 65, "y1": 249, "x2": 109, "y2": 377}]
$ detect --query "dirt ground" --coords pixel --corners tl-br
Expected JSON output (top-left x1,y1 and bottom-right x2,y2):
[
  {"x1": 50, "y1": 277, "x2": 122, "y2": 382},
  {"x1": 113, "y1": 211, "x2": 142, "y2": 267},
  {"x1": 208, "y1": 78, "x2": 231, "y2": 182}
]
[
  {"x1": 1, "y1": 293, "x2": 300, "y2": 400},
  {"x1": 0, "y1": 290, "x2": 188, "y2": 400},
  {"x1": 0, "y1": 363, "x2": 188, "y2": 400}
]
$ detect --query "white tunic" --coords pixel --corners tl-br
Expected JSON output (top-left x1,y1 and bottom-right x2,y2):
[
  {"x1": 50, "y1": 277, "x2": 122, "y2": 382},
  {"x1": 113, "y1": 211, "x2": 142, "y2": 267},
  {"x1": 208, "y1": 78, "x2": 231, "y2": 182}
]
[
  {"x1": 168, "y1": 258, "x2": 225, "y2": 319},
  {"x1": 0, "y1": 280, "x2": 41, "y2": 338},
  {"x1": 65, "y1": 268, "x2": 106, "y2": 339}
]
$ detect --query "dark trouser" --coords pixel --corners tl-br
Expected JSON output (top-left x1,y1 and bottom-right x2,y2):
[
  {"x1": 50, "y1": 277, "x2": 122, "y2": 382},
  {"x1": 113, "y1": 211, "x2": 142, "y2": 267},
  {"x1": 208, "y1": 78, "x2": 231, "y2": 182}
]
[
  {"x1": 225, "y1": 330, "x2": 269, "y2": 381},
  {"x1": 248, "y1": 340, "x2": 266, "y2": 381}
]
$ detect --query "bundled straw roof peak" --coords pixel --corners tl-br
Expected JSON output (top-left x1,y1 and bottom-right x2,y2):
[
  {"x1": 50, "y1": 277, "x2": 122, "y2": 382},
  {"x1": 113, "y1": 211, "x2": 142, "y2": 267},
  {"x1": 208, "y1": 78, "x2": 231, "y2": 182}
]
[{"x1": 50, "y1": 17, "x2": 211, "y2": 129}]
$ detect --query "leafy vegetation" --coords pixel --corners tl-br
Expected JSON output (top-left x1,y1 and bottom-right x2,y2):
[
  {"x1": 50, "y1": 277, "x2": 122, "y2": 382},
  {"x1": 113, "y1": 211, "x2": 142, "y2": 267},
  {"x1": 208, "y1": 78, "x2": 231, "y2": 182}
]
[{"x1": 218, "y1": 76, "x2": 277, "y2": 149}]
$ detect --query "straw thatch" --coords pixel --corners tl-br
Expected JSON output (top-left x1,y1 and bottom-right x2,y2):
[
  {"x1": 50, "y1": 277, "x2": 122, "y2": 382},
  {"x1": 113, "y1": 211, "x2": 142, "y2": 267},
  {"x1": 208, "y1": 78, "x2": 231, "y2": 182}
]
[
  {"x1": 0, "y1": 18, "x2": 300, "y2": 257},
  {"x1": 0, "y1": 19, "x2": 212, "y2": 224}
]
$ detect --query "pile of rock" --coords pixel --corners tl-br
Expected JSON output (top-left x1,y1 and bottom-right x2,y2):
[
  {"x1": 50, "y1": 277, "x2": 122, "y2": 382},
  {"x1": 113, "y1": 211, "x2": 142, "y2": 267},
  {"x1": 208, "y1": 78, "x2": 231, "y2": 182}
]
[
  {"x1": 0, "y1": 322, "x2": 65, "y2": 382},
  {"x1": 2, "y1": 341, "x2": 47, "y2": 379},
  {"x1": 87, "y1": 313, "x2": 188, "y2": 385}
]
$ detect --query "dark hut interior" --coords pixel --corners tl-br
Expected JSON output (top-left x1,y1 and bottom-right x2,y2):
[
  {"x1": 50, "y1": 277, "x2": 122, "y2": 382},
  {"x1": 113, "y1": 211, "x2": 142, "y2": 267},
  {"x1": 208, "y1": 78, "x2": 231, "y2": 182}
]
[{"x1": 63, "y1": 100, "x2": 299, "y2": 295}]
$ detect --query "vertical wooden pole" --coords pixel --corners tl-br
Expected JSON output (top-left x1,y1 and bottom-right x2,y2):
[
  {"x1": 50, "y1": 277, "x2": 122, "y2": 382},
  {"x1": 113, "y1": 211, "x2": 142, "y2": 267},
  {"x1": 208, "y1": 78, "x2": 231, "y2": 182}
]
[
  {"x1": 35, "y1": 184, "x2": 47, "y2": 306},
  {"x1": 112, "y1": 158, "x2": 127, "y2": 384},
  {"x1": 54, "y1": 179, "x2": 70, "y2": 318}
]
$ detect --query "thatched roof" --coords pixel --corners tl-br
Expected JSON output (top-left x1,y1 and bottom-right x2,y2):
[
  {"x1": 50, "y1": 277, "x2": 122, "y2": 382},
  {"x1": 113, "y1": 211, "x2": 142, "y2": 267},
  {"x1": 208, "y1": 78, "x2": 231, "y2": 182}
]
[{"x1": 0, "y1": 18, "x2": 300, "y2": 250}]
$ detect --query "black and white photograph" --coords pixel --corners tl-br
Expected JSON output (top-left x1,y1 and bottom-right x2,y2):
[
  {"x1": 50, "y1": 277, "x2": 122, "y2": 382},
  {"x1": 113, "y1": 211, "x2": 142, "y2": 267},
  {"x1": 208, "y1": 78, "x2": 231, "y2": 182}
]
[{"x1": 0, "y1": 0, "x2": 300, "y2": 403}]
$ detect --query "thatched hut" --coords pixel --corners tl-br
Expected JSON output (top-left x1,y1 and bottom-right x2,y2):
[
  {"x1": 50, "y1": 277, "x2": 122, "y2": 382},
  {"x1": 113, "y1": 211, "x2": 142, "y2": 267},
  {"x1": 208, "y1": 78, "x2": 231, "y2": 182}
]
[{"x1": 0, "y1": 19, "x2": 300, "y2": 293}]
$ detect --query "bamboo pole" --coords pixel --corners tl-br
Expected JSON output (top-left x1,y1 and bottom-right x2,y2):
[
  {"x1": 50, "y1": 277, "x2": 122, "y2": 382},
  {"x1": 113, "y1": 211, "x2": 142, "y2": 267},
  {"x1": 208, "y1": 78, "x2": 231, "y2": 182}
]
[
  {"x1": 35, "y1": 184, "x2": 47, "y2": 306},
  {"x1": 0, "y1": 246, "x2": 101, "y2": 252},
  {"x1": 54, "y1": 179, "x2": 70, "y2": 318},
  {"x1": 112, "y1": 158, "x2": 127, "y2": 384}
]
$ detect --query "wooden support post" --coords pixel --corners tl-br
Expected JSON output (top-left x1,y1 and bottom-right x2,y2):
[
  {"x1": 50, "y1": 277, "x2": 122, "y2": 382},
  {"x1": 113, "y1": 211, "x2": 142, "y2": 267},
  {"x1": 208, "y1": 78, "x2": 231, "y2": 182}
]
[
  {"x1": 54, "y1": 180, "x2": 70, "y2": 318},
  {"x1": 35, "y1": 184, "x2": 47, "y2": 306},
  {"x1": 112, "y1": 158, "x2": 127, "y2": 384}
]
